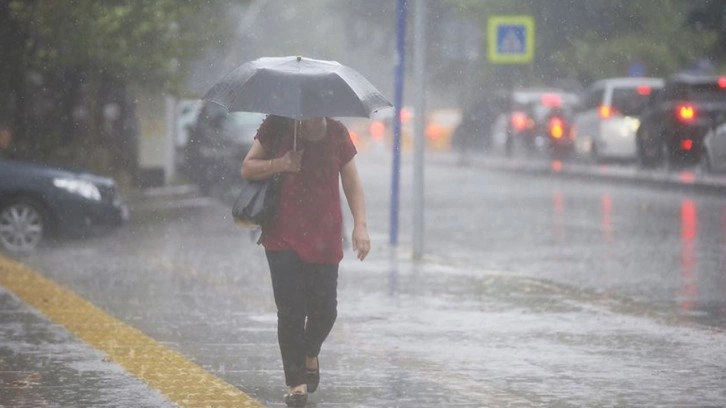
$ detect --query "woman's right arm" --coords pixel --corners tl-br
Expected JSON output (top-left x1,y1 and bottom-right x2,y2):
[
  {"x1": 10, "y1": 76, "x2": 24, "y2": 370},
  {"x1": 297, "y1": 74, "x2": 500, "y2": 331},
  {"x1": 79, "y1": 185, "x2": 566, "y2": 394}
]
[{"x1": 241, "y1": 141, "x2": 303, "y2": 181}]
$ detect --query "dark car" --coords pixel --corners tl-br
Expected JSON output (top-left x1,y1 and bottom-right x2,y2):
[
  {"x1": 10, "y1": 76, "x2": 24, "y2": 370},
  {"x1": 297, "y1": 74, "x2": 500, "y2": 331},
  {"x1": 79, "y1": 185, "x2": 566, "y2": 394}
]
[
  {"x1": 0, "y1": 158, "x2": 128, "y2": 252},
  {"x1": 453, "y1": 91, "x2": 508, "y2": 151},
  {"x1": 182, "y1": 103, "x2": 266, "y2": 194},
  {"x1": 703, "y1": 111, "x2": 726, "y2": 172},
  {"x1": 636, "y1": 74, "x2": 726, "y2": 167}
]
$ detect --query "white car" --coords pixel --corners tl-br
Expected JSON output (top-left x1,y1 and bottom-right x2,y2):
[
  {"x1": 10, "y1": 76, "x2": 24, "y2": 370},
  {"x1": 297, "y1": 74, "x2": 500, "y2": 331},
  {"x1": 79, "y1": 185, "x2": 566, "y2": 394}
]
[
  {"x1": 571, "y1": 77, "x2": 664, "y2": 161},
  {"x1": 703, "y1": 117, "x2": 726, "y2": 172}
]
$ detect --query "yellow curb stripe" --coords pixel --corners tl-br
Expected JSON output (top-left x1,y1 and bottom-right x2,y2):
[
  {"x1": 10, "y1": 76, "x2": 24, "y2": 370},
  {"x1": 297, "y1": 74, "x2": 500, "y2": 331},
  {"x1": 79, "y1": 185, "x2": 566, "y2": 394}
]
[{"x1": 0, "y1": 255, "x2": 264, "y2": 408}]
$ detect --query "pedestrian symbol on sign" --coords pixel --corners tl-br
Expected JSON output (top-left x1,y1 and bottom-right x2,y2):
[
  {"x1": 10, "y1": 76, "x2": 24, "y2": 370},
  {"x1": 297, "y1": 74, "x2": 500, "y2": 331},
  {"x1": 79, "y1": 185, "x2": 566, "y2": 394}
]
[
  {"x1": 488, "y1": 16, "x2": 535, "y2": 64},
  {"x1": 498, "y1": 26, "x2": 526, "y2": 54}
]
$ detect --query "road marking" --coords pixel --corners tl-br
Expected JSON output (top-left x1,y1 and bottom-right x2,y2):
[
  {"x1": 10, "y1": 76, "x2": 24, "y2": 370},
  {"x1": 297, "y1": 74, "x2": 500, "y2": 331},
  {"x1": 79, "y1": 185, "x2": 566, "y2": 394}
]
[{"x1": 0, "y1": 254, "x2": 264, "y2": 408}]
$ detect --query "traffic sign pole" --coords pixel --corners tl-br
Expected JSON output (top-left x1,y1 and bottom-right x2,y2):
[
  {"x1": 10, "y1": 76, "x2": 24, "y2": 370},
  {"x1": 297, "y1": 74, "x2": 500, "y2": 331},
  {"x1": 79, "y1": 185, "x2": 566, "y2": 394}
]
[
  {"x1": 412, "y1": 0, "x2": 426, "y2": 260},
  {"x1": 390, "y1": 0, "x2": 406, "y2": 246}
]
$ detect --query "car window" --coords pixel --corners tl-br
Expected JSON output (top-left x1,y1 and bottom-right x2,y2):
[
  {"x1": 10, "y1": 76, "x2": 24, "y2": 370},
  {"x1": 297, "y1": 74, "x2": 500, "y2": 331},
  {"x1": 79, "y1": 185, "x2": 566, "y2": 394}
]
[
  {"x1": 195, "y1": 103, "x2": 228, "y2": 140},
  {"x1": 584, "y1": 88, "x2": 604, "y2": 110},
  {"x1": 611, "y1": 87, "x2": 655, "y2": 116}
]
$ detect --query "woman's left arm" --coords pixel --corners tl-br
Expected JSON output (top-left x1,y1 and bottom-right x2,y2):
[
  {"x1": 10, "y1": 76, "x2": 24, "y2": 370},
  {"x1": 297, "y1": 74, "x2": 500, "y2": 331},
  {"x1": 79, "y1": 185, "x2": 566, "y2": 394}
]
[{"x1": 340, "y1": 158, "x2": 370, "y2": 260}]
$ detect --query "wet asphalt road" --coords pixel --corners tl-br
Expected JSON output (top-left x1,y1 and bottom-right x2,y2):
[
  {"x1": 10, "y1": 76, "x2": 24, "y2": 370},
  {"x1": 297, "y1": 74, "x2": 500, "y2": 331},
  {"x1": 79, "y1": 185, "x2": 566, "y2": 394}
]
[
  {"x1": 1, "y1": 149, "x2": 726, "y2": 407},
  {"x1": 395, "y1": 151, "x2": 726, "y2": 329}
]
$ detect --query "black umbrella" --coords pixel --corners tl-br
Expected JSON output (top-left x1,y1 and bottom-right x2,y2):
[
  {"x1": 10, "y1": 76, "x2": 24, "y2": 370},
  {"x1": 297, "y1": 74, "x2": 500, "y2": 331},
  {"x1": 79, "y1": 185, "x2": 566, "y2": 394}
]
[{"x1": 202, "y1": 56, "x2": 392, "y2": 120}]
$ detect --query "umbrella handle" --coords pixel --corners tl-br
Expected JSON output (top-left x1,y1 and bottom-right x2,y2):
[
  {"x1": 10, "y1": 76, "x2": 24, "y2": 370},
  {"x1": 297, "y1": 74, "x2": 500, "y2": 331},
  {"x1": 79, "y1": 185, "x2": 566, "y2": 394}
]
[{"x1": 293, "y1": 120, "x2": 298, "y2": 151}]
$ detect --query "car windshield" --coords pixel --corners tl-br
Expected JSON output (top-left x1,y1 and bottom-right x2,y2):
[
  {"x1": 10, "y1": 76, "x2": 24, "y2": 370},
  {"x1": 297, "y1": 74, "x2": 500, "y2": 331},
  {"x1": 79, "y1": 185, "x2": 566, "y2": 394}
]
[
  {"x1": 222, "y1": 112, "x2": 266, "y2": 143},
  {"x1": 611, "y1": 87, "x2": 656, "y2": 116}
]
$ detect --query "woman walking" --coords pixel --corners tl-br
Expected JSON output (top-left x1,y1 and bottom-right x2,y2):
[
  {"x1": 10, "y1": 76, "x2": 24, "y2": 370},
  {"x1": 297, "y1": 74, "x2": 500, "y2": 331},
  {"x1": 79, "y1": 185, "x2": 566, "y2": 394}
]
[{"x1": 241, "y1": 114, "x2": 370, "y2": 407}]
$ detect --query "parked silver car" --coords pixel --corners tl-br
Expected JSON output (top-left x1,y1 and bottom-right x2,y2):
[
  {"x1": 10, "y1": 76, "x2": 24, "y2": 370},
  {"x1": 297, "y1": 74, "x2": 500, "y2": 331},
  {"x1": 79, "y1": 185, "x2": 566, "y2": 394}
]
[{"x1": 571, "y1": 77, "x2": 664, "y2": 162}]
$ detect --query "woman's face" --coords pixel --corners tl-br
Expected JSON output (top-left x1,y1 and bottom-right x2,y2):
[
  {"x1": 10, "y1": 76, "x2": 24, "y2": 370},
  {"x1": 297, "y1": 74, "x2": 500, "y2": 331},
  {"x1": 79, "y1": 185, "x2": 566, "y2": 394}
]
[{"x1": 298, "y1": 117, "x2": 326, "y2": 140}]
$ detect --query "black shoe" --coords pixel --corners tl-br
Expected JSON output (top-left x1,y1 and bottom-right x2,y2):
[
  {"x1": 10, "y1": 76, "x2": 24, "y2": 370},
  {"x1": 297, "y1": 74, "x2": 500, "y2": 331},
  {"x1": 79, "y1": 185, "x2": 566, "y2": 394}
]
[
  {"x1": 305, "y1": 356, "x2": 320, "y2": 393},
  {"x1": 284, "y1": 391, "x2": 308, "y2": 407}
]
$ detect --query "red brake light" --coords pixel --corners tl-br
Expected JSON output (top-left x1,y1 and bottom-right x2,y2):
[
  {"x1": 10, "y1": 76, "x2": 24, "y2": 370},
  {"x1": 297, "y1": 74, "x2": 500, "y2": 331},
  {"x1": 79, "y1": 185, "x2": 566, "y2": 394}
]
[
  {"x1": 511, "y1": 112, "x2": 528, "y2": 131},
  {"x1": 541, "y1": 93, "x2": 561, "y2": 107},
  {"x1": 349, "y1": 130, "x2": 360, "y2": 145},
  {"x1": 549, "y1": 117, "x2": 564, "y2": 139},
  {"x1": 426, "y1": 123, "x2": 443, "y2": 140},
  {"x1": 680, "y1": 139, "x2": 693, "y2": 151},
  {"x1": 370, "y1": 120, "x2": 385, "y2": 141},
  {"x1": 719, "y1": 77, "x2": 726, "y2": 89},
  {"x1": 676, "y1": 104, "x2": 696, "y2": 123},
  {"x1": 400, "y1": 108, "x2": 413, "y2": 123},
  {"x1": 637, "y1": 85, "x2": 652, "y2": 96}
]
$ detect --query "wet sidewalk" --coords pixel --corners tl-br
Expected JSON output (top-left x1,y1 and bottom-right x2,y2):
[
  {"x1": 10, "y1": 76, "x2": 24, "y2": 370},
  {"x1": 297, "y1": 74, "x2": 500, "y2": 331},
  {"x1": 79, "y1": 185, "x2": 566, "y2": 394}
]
[
  {"x1": 0, "y1": 283, "x2": 177, "y2": 408},
  {"x1": 2, "y1": 239, "x2": 726, "y2": 407}
]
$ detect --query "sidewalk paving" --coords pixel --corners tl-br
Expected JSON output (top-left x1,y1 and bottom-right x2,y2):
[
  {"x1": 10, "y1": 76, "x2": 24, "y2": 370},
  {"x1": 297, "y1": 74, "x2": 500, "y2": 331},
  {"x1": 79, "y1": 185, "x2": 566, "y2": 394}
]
[
  {"x1": 3, "y1": 242, "x2": 725, "y2": 407},
  {"x1": 0, "y1": 283, "x2": 176, "y2": 408}
]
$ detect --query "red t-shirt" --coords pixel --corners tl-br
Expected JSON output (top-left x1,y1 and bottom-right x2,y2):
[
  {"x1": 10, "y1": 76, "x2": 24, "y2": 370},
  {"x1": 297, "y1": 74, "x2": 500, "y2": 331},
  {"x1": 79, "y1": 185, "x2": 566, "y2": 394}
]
[{"x1": 255, "y1": 116, "x2": 357, "y2": 264}]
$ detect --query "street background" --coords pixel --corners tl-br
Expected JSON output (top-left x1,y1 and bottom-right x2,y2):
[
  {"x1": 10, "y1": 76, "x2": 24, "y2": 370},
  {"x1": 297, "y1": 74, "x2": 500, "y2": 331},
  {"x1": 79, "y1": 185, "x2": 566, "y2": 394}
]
[{"x1": 2, "y1": 1, "x2": 726, "y2": 407}]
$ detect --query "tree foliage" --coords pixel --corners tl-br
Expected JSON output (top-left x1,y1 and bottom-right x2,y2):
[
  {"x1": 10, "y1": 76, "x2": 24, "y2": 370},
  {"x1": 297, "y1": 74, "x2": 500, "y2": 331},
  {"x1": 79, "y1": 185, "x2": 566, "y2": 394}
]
[
  {"x1": 0, "y1": 0, "x2": 237, "y2": 176},
  {"x1": 457, "y1": 0, "x2": 719, "y2": 86},
  {"x1": 7, "y1": 0, "x2": 232, "y2": 92},
  {"x1": 687, "y1": 0, "x2": 726, "y2": 61}
]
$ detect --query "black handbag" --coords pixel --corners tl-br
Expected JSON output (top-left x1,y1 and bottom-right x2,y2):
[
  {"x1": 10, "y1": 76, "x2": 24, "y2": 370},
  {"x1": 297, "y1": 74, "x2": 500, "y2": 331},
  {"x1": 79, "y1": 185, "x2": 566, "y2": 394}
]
[
  {"x1": 231, "y1": 117, "x2": 285, "y2": 231},
  {"x1": 231, "y1": 174, "x2": 280, "y2": 228}
]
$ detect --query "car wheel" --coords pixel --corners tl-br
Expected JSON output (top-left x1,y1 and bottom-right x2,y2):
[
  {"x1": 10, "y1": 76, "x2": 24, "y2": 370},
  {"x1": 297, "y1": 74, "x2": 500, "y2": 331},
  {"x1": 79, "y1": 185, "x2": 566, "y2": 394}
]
[
  {"x1": 661, "y1": 140, "x2": 675, "y2": 170},
  {"x1": 636, "y1": 129, "x2": 661, "y2": 168},
  {"x1": 701, "y1": 147, "x2": 713, "y2": 173},
  {"x1": 591, "y1": 141, "x2": 601, "y2": 163},
  {"x1": 550, "y1": 146, "x2": 572, "y2": 161},
  {"x1": 0, "y1": 199, "x2": 47, "y2": 253},
  {"x1": 505, "y1": 135, "x2": 514, "y2": 157}
]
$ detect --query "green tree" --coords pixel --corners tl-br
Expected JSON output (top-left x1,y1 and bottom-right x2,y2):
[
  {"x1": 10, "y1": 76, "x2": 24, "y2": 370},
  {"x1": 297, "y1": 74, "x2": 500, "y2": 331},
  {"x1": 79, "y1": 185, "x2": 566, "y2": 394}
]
[
  {"x1": 0, "y1": 0, "x2": 236, "y2": 176},
  {"x1": 552, "y1": 1, "x2": 716, "y2": 82},
  {"x1": 687, "y1": 0, "x2": 726, "y2": 64}
]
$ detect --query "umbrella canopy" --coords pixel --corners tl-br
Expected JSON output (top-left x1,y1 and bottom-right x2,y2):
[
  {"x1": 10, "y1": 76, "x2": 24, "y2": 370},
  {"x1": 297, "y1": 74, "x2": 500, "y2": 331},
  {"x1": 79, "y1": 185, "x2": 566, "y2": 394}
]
[{"x1": 202, "y1": 56, "x2": 392, "y2": 120}]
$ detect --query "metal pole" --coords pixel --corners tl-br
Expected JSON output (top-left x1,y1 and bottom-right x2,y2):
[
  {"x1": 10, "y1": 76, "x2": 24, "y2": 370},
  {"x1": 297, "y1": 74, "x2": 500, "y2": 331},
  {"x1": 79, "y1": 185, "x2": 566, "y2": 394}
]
[
  {"x1": 164, "y1": 96, "x2": 177, "y2": 185},
  {"x1": 390, "y1": 0, "x2": 407, "y2": 246},
  {"x1": 412, "y1": 0, "x2": 426, "y2": 259}
]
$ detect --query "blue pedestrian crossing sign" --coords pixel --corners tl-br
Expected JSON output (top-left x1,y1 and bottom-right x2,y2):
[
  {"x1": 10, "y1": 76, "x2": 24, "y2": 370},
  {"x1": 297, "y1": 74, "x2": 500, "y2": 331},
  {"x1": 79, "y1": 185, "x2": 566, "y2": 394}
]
[{"x1": 488, "y1": 16, "x2": 535, "y2": 64}]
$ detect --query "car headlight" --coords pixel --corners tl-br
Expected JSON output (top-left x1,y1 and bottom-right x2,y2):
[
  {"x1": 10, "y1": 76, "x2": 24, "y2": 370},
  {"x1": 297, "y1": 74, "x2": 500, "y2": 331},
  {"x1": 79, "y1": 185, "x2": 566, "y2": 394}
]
[{"x1": 53, "y1": 178, "x2": 102, "y2": 201}]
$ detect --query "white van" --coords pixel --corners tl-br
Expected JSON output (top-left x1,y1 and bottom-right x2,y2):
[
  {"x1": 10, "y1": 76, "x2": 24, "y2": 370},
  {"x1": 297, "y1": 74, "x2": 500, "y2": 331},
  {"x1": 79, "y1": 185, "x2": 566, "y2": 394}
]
[{"x1": 572, "y1": 77, "x2": 664, "y2": 161}]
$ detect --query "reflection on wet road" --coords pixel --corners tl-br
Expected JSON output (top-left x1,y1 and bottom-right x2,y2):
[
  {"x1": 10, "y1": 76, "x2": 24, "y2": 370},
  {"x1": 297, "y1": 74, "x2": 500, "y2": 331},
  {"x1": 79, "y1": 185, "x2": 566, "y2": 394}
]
[
  {"x1": 680, "y1": 199, "x2": 697, "y2": 313},
  {"x1": 402, "y1": 153, "x2": 726, "y2": 329}
]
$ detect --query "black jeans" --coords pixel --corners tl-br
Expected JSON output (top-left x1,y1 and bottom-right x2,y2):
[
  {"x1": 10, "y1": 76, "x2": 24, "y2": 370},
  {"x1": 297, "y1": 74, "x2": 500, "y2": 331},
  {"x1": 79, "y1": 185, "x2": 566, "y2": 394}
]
[{"x1": 265, "y1": 250, "x2": 339, "y2": 387}]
